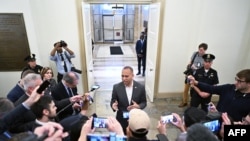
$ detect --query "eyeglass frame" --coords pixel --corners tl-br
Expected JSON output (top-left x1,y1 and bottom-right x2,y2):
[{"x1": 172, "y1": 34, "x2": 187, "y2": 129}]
[{"x1": 235, "y1": 77, "x2": 246, "y2": 83}]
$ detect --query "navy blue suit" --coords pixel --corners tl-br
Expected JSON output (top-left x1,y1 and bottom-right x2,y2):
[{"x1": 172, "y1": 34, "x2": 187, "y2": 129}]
[{"x1": 135, "y1": 39, "x2": 146, "y2": 74}]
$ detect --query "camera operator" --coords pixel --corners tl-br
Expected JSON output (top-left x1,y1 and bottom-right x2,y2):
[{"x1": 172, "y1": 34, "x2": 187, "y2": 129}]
[{"x1": 50, "y1": 40, "x2": 75, "y2": 83}]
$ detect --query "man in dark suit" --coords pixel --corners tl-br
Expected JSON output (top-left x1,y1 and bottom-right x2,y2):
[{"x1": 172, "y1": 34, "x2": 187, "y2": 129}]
[
  {"x1": 135, "y1": 35, "x2": 145, "y2": 76},
  {"x1": 51, "y1": 71, "x2": 82, "y2": 121},
  {"x1": 110, "y1": 66, "x2": 147, "y2": 134}
]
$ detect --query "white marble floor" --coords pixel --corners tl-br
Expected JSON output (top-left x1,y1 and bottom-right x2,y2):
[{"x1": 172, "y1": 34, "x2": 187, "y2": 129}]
[
  {"x1": 86, "y1": 43, "x2": 184, "y2": 141},
  {"x1": 92, "y1": 44, "x2": 145, "y2": 90}
]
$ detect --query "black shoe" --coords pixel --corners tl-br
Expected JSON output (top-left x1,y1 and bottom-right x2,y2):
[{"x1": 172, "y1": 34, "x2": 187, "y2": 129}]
[
  {"x1": 136, "y1": 72, "x2": 141, "y2": 75},
  {"x1": 142, "y1": 73, "x2": 145, "y2": 76}
]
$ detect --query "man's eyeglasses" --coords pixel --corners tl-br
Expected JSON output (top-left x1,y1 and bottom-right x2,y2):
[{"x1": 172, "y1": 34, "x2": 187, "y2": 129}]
[{"x1": 235, "y1": 77, "x2": 246, "y2": 83}]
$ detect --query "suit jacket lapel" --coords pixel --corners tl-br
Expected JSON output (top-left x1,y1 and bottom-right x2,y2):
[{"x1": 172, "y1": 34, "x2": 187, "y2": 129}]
[{"x1": 131, "y1": 81, "x2": 138, "y2": 102}]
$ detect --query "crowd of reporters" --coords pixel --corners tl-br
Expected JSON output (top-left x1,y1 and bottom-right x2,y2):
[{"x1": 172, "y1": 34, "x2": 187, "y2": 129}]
[{"x1": 1, "y1": 40, "x2": 250, "y2": 141}]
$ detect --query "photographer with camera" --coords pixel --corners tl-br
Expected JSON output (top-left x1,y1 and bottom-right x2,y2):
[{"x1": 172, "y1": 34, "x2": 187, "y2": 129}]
[
  {"x1": 50, "y1": 40, "x2": 75, "y2": 83},
  {"x1": 179, "y1": 43, "x2": 208, "y2": 107}
]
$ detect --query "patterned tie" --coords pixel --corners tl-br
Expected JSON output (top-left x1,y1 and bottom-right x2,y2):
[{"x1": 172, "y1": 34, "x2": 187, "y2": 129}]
[
  {"x1": 67, "y1": 87, "x2": 73, "y2": 97},
  {"x1": 60, "y1": 53, "x2": 68, "y2": 72}
]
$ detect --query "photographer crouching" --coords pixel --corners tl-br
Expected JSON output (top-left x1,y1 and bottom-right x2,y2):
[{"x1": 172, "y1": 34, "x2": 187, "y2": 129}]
[{"x1": 50, "y1": 40, "x2": 82, "y2": 83}]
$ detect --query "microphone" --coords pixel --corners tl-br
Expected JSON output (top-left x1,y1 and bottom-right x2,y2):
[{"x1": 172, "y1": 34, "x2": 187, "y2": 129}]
[
  {"x1": 87, "y1": 84, "x2": 100, "y2": 103},
  {"x1": 56, "y1": 85, "x2": 100, "y2": 117}
]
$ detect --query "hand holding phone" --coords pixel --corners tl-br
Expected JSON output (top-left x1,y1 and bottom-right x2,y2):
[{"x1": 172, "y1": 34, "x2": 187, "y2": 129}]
[
  {"x1": 37, "y1": 80, "x2": 50, "y2": 94},
  {"x1": 92, "y1": 117, "x2": 107, "y2": 129},
  {"x1": 161, "y1": 114, "x2": 177, "y2": 123},
  {"x1": 202, "y1": 119, "x2": 221, "y2": 133}
]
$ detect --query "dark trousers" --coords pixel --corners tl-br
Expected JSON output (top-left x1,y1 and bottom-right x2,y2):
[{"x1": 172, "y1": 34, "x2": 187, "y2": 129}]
[
  {"x1": 190, "y1": 92, "x2": 212, "y2": 112},
  {"x1": 137, "y1": 56, "x2": 143, "y2": 73},
  {"x1": 137, "y1": 56, "x2": 146, "y2": 73},
  {"x1": 142, "y1": 56, "x2": 146, "y2": 73},
  {"x1": 57, "y1": 73, "x2": 63, "y2": 83}
]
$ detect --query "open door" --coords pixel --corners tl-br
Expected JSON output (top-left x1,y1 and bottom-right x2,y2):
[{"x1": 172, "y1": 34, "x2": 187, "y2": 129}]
[
  {"x1": 145, "y1": 2, "x2": 161, "y2": 102},
  {"x1": 82, "y1": 2, "x2": 95, "y2": 91}
]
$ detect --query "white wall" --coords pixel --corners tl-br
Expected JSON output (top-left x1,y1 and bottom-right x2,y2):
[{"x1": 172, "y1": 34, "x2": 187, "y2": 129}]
[
  {"x1": 0, "y1": 0, "x2": 39, "y2": 97},
  {"x1": 0, "y1": 0, "x2": 85, "y2": 97},
  {"x1": 28, "y1": 0, "x2": 85, "y2": 95},
  {"x1": 158, "y1": 0, "x2": 250, "y2": 94}
]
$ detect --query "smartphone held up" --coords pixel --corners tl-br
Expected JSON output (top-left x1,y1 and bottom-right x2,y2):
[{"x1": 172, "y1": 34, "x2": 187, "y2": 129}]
[
  {"x1": 161, "y1": 114, "x2": 177, "y2": 124},
  {"x1": 36, "y1": 80, "x2": 50, "y2": 94}
]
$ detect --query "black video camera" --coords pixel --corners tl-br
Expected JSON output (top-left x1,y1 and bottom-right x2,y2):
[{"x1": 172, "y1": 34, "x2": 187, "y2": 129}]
[
  {"x1": 71, "y1": 67, "x2": 82, "y2": 74},
  {"x1": 59, "y1": 40, "x2": 67, "y2": 47}
]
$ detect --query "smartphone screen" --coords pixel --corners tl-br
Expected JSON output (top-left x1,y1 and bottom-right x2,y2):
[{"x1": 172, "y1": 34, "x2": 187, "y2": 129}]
[
  {"x1": 116, "y1": 135, "x2": 127, "y2": 141},
  {"x1": 122, "y1": 111, "x2": 129, "y2": 119},
  {"x1": 203, "y1": 119, "x2": 221, "y2": 133},
  {"x1": 161, "y1": 115, "x2": 176, "y2": 123},
  {"x1": 87, "y1": 134, "x2": 109, "y2": 141},
  {"x1": 92, "y1": 117, "x2": 107, "y2": 128}
]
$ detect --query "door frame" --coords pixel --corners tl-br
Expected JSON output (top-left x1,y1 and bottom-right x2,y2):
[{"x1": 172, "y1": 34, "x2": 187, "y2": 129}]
[{"x1": 78, "y1": 0, "x2": 163, "y2": 101}]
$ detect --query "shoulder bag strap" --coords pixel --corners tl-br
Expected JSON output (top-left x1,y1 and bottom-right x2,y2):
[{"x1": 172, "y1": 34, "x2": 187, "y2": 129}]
[
  {"x1": 190, "y1": 51, "x2": 198, "y2": 66},
  {"x1": 64, "y1": 52, "x2": 72, "y2": 64}
]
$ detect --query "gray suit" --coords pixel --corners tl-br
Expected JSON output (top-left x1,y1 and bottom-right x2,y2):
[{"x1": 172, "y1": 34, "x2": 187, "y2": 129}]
[{"x1": 110, "y1": 80, "x2": 147, "y2": 134}]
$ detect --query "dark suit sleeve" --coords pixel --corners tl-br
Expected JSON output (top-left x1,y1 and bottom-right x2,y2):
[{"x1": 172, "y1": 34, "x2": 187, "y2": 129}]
[
  {"x1": 137, "y1": 83, "x2": 147, "y2": 109},
  {"x1": 54, "y1": 98, "x2": 71, "y2": 110},
  {"x1": 0, "y1": 104, "x2": 29, "y2": 134},
  {"x1": 51, "y1": 83, "x2": 69, "y2": 100},
  {"x1": 110, "y1": 84, "x2": 119, "y2": 112}
]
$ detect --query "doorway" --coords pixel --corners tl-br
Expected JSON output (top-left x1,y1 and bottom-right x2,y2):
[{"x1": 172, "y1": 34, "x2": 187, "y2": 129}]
[
  {"x1": 92, "y1": 4, "x2": 146, "y2": 43},
  {"x1": 82, "y1": 2, "x2": 160, "y2": 102},
  {"x1": 103, "y1": 14, "x2": 124, "y2": 41}
]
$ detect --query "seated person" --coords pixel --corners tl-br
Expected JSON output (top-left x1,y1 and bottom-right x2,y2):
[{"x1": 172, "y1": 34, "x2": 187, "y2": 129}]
[
  {"x1": 7, "y1": 69, "x2": 35, "y2": 103},
  {"x1": 40, "y1": 67, "x2": 57, "y2": 95}
]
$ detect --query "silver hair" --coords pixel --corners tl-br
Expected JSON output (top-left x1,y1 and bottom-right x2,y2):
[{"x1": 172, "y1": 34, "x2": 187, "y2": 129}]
[{"x1": 23, "y1": 73, "x2": 41, "y2": 91}]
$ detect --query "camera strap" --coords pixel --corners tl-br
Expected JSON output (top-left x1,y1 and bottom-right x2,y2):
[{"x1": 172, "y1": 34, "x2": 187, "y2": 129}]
[{"x1": 190, "y1": 51, "x2": 198, "y2": 67}]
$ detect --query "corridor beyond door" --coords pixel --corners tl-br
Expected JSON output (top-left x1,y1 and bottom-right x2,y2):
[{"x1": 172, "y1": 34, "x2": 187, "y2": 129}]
[{"x1": 92, "y1": 43, "x2": 144, "y2": 90}]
